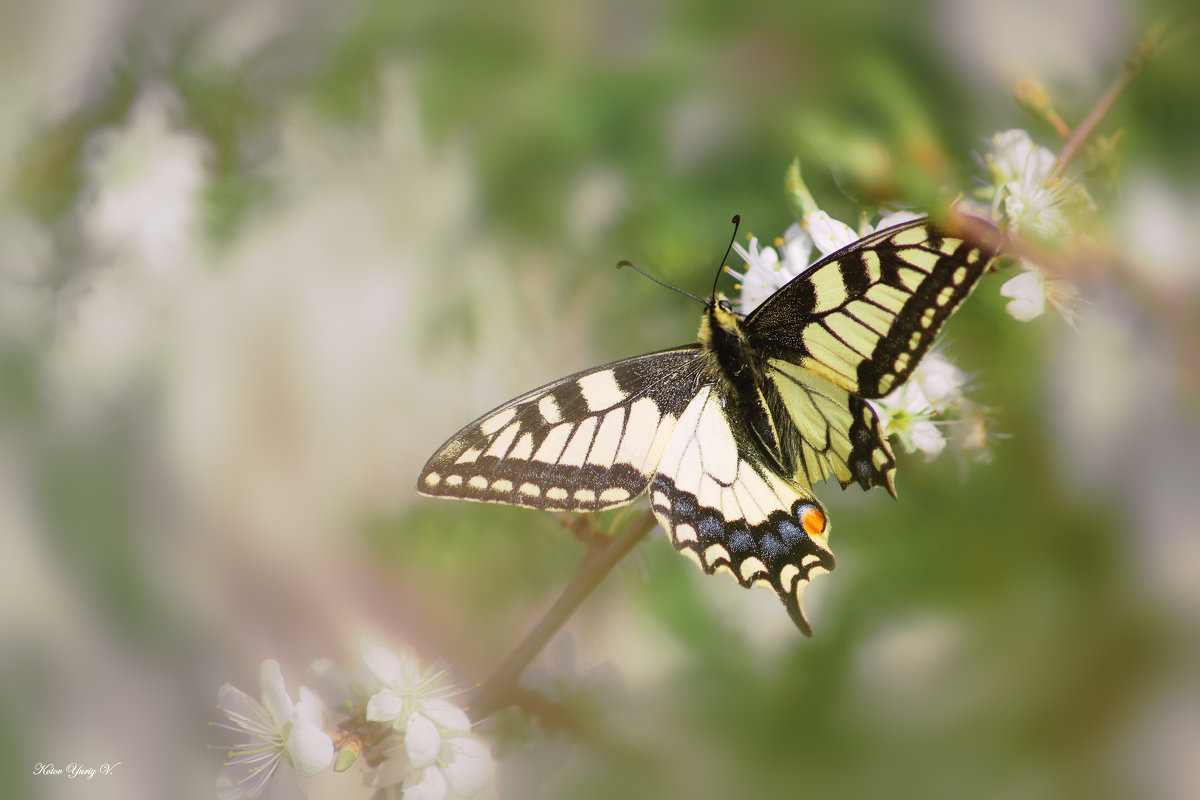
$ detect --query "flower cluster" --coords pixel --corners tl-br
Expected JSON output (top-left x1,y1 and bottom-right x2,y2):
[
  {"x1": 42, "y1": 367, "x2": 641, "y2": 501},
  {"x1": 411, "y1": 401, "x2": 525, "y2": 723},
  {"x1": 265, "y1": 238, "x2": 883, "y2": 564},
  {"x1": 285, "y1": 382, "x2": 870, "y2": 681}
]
[
  {"x1": 984, "y1": 129, "x2": 1075, "y2": 239},
  {"x1": 212, "y1": 641, "x2": 494, "y2": 800},
  {"x1": 979, "y1": 129, "x2": 1085, "y2": 323},
  {"x1": 213, "y1": 659, "x2": 334, "y2": 800},
  {"x1": 360, "y1": 640, "x2": 495, "y2": 800}
]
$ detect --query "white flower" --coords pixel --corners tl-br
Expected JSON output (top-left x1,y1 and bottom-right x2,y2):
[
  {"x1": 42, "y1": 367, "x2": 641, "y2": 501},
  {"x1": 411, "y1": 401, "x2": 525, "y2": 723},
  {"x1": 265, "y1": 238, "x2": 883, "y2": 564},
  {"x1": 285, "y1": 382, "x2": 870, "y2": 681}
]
[
  {"x1": 985, "y1": 129, "x2": 1072, "y2": 238},
  {"x1": 361, "y1": 640, "x2": 495, "y2": 799},
  {"x1": 876, "y1": 382, "x2": 947, "y2": 460},
  {"x1": 80, "y1": 83, "x2": 209, "y2": 268},
  {"x1": 212, "y1": 659, "x2": 334, "y2": 800},
  {"x1": 729, "y1": 222, "x2": 814, "y2": 314},
  {"x1": 878, "y1": 381, "x2": 950, "y2": 462},
  {"x1": 911, "y1": 352, "x2": 968, "y2": 414},
  {"x1": 999, "y1": 260, "x2": 1079, "y2": 323}
]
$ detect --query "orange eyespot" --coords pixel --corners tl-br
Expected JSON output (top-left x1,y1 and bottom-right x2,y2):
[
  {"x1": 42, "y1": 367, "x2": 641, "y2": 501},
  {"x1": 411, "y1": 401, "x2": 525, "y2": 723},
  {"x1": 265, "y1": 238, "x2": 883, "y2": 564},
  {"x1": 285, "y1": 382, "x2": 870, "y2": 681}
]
[{"x1": 800, "y1": 505, "x2": 826, "y2": 538}]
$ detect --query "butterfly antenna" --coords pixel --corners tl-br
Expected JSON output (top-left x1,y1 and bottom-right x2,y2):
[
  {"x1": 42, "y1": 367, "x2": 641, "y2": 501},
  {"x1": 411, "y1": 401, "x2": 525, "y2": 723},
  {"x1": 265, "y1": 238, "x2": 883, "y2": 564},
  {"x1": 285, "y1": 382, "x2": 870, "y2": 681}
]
[
  {"x1": 616, "y1": 260, "x2": 706, "y2": 305},
  {"x1": 711, "y1": 214, "x2": 741, "y2": 300}
]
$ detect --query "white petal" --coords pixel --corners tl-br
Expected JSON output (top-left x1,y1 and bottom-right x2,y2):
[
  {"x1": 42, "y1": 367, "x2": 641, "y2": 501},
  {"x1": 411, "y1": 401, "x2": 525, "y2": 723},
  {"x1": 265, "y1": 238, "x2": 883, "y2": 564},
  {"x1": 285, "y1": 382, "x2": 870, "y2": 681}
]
[
  {"x1": 259, "y1": 659, "x2": 294, "y2": 724},
  {"x1": 405, "y1": 711, "x2": 443, "y2": 769},
  {"x1": 444, "y1": 738, "x2": 494, "y2": 800},
  {"x1": 405, "y1": 767, "x2": 449, "y2": 800},
  {"x1": 1000, "y1": 270, "x2": 1046, "y2": 322},
  {"x1": 736, "y1": 283, "x2": 775, "y2": 315},
  {"x1": 731, "y1": 240, "x2": 754, "y2": 266},
  {"x1": 293, "y1": 686, "x2": 326, "y2": 726},
  {"x1": 1005, "y1": 293, "x2": 1045, "y2": 322},
  {"x1": 910, "y1": 420, "x2": 947, "y2": 459},
  {"x1": 442, "y1": 737, "x2": 496, "y2": 798},
  {"x1": 805, "y1": 211, "x2": 858, "y2": 255},
  {"x1": 420, "y1": 699, "x2": 471, "y2": 733},
  {"x1": 361, "y1": 638, "x2": 414, "y2": 686},
  {"x1": 874, "y1": 210, "x2": 923, "y2": 231},
  {"x1": 364, "y1": 739, "x2": 411, "y2": 789},
  {"x1": 217, "y1": 682, "x2": 261, "y2": 721},
  {"x1": 990, "y1": 129, "x2": 1036, "y2": 181},
  {"x1": 900, "y1": 381, "x2": 934, "y2": 416},
  {"x1": 915, "y1": 355, "x2": 966, "y2": 412},
  {"x1": 999, "y1": 268, "x2": 1043, "y2": 298},
  {"x1": 366, "y1": 687, "x2": 405, "y2": 723},
  {"x1": 217, "y1": 756, "x2": 303, "y2": 800},
  {"x1": 873, "y1": 389, "x2": 905, "y2": 415},
  {"x1": 1023, "y1": 145, "x2": 1058, "y2": 185},
  {"x1": 287, "y1": 718, "x2": 334, "y2": 777},
  {"x1": 779, "y1": 225, "x2": 814, "y2": 276},
  {"x1": 736, "y1": 236, "x2": 779, "y2": 272}
]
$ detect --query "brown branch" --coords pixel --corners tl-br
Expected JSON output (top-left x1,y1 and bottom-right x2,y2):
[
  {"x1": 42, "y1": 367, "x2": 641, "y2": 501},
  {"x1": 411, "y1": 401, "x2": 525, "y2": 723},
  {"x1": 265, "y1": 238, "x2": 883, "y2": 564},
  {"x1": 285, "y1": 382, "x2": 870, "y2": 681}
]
[
  {"x1": 468, "y1": 509, "x2": 659, "y2": 722},
  {"x1": 943, "y1": 209, "x2": 1200, "y2": 398}
]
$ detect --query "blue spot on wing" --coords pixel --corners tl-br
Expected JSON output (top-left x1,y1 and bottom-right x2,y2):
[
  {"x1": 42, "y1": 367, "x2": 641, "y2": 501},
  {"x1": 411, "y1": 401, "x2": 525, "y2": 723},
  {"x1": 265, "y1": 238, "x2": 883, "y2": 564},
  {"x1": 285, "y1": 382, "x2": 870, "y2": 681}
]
[
  {"x1": 728, "y1": 530, "x2": 754, "y2": 555},
  {"x1": 778, "y1": 519, "x2": 803, "y2": 547}
]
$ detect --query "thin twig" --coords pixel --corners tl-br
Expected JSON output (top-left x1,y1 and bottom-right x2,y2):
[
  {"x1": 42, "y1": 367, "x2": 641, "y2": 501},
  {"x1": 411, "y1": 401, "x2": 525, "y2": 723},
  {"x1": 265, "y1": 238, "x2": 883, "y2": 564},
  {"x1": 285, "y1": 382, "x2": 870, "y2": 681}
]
[
  {"x1": 1052, "y1": 23, "x2": 1166, "y2": 179},
  {"x1": 469, "y1": 509, "x2": 659, "y2": 722}
]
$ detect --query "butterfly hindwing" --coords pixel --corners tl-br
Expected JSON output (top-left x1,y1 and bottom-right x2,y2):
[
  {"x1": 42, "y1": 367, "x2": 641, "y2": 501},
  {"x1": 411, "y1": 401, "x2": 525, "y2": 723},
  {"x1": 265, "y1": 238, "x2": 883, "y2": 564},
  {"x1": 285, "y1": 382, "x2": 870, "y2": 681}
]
[
  {"x1": 649, "y1": 383, "x2": 835, "y2": 634},
  {"x1": 418, "y1": 347, "x2": 704, "y2": 512},
  {"x1": 745, "y1": 218, "x2": 994, "y2": 397},
  {"x1": 763, "y1": 359, "x2": 898, "y2": 495}
]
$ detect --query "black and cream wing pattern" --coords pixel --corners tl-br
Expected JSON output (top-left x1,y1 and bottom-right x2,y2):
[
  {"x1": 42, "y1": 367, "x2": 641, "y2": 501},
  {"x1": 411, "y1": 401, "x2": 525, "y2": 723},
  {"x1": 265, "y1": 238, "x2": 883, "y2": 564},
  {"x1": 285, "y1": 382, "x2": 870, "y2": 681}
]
[
  {"x1": 418, "y1": 217, "x2": 999, "y2": 634},
  {"x1": 419, "y1": 346, "x2": 706, "y2": 511}
]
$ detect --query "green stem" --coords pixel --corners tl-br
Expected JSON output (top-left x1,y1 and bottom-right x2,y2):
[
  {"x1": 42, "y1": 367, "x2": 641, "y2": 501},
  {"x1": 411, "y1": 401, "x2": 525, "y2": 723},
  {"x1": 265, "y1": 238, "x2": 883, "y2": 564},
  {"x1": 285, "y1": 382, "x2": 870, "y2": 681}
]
[
  {"x1": 785, "y1": 158, "x2": 820, "y2": 220},
  {"x1": 468, "y1": 509, "x2": 658, "y2": 722}
]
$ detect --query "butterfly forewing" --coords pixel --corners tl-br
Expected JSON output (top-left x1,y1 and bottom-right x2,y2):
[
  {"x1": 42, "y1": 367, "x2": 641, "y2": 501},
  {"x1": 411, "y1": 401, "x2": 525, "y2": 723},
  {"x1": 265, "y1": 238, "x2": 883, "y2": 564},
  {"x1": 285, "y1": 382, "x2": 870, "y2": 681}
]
[
  {"x1": 418, "y1": 347, "x2": 705, "y2": 512},
  {"x1": 745, "y1": 219, "x2": 997, "y2": 398}
]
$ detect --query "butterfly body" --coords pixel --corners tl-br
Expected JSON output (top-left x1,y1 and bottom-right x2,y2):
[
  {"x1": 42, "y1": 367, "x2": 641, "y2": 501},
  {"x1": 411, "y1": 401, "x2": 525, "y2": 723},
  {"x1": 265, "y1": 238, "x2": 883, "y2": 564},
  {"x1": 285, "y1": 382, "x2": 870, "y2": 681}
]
[{"x1": 418, "y1": 218, "x2": 999, "y2": 634}]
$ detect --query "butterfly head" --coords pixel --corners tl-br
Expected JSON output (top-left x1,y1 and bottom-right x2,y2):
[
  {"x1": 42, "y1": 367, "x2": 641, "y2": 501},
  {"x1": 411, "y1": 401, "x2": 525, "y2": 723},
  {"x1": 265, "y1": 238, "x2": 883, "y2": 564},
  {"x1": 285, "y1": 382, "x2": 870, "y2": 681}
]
[
  {"x1": 698, "y1": 291, "x2": 752, "y2": 367},
  {"x1": 700, "y1": 214, "x2": 743, "y2": 341}
]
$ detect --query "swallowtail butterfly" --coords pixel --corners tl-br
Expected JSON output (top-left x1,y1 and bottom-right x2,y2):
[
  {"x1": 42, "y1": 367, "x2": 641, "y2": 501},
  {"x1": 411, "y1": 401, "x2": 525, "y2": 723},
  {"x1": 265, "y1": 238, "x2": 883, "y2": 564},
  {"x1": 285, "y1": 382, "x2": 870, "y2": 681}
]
[{"x1": 418, "y1": 217, "x2": 999, "y2": 634}]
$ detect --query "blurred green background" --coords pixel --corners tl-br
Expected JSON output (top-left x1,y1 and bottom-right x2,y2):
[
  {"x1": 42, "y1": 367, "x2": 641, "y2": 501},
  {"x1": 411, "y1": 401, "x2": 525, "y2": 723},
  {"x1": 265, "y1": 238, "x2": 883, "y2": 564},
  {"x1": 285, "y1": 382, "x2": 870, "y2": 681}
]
[{"x1": 2, "y1": 0, "x2": 1198, "y2": 799}]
